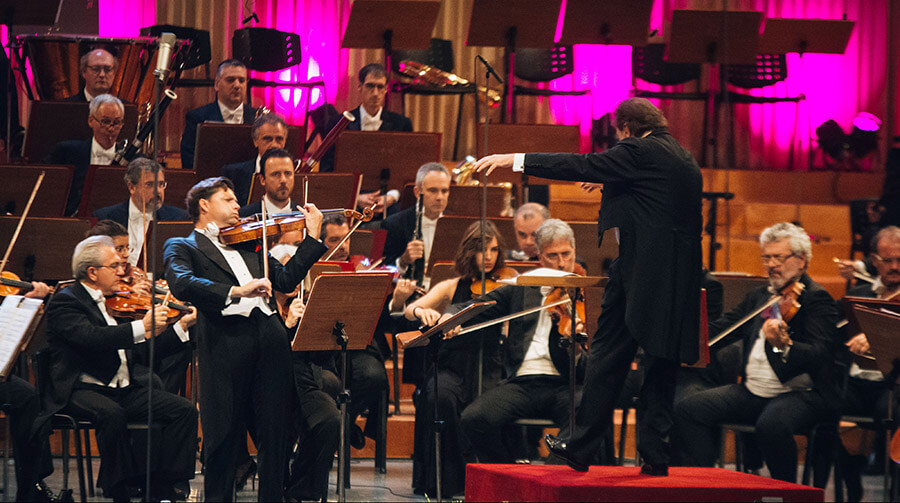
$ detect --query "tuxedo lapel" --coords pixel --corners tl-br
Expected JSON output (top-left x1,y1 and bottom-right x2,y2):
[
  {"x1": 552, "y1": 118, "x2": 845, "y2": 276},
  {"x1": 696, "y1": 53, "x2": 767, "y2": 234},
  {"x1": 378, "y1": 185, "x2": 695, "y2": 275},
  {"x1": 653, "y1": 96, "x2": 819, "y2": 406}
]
[
  {"x1": 71, "y1": 282, "x2": 112, "y2": 326},
  {"x1": 191, "y1": 230, "x2": 239, "y2": 281}
]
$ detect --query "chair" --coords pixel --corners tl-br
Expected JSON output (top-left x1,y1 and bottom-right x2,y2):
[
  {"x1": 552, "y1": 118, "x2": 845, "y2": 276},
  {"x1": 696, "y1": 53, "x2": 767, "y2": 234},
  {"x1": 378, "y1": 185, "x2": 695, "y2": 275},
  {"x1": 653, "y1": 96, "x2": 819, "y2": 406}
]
[
  {"x1": 509, "y1": 46, "x2": 591, "y2": 125},
  {"x1": 833, "y1": 414, "x2": 893, "y2": 502},
  {"x1": 392, "y1": 38, "x2": 472, "y2": 160}
]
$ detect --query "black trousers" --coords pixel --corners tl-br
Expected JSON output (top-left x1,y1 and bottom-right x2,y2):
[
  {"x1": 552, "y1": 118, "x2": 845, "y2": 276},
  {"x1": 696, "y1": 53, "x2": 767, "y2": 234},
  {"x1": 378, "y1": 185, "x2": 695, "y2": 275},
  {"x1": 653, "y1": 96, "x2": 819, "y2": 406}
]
[
  {"x1": 1, "y1": 376, "x2": 53, "y2": 501},
  {"x1": 286, "y1": 365, "x2": 340, "y2": 502},
  {"x1": 346, "y1": 347, "x2": 389, "y2": 439},
  {"x1": 674, "y1": 383, "x2": 832, "y2": 482},
  {"x1": 62, "y1": 381, "x2": 197, "y2": 494},
  {"x1": 201, "y1": 312, "x2": 293, "y2": 502},
  {"x1": 566, "y1": 263, "x2": 679, "y2": 465},
  {"x1": 461, "y1": 375, "x2": 571, "y2": 463}
]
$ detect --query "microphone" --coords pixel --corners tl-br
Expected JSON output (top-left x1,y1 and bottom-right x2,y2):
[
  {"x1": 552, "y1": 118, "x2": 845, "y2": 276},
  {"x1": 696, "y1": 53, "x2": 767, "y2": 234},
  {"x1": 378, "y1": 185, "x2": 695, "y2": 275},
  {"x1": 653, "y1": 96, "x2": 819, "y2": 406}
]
[
  {"x1": 154, "y1": 32, "x2": 177, "y2": 81},
  {"x1": 476, "y1": 55, "x2": 504, "y2": 84}
]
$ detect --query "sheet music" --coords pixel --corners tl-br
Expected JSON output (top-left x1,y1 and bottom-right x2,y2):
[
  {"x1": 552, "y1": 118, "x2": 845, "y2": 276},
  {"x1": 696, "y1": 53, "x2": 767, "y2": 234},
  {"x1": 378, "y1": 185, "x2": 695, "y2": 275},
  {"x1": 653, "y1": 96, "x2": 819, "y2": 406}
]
[
  {"x1": 499, "y1": 267, "x2": 575, "y2": 285},
  {"x1": 0, "y1": 295, "x2": 43, "y2": 376}
]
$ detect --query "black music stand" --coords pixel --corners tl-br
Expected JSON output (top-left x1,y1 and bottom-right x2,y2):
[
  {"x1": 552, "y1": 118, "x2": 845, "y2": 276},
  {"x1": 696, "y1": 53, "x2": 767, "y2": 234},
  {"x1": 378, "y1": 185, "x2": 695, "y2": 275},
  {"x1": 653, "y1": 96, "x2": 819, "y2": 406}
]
[
  {"x1": 397, "y1": 300, "x2": 496, "y2": 503},
  {"x1": 291, "y1": 272, "x2": 394, "y2": 503},
  {"x1": 0, "y1": 216, "x2": 91, "y2": 281},
  {"x1": 0, "y1": 165, "x2": 72, "y2": 217},
  {"x1": 558, "y1": 0, "x2": 653, "y2": 46},
  {"x1": 193, "y1": 123, "x2": 306, "y2": 181},
  {"x1": 759, "y1": 18, "x2": 855, "y2": 55},
  {"x1": 341, "y1": 0, "x2": 439, "y2": 107},
  {"x1": 702, "y1": 191, "x2": 734, "y2": 270},
  {"x1": 466, "y1": 0, "x2": 561, "y2": 122}
]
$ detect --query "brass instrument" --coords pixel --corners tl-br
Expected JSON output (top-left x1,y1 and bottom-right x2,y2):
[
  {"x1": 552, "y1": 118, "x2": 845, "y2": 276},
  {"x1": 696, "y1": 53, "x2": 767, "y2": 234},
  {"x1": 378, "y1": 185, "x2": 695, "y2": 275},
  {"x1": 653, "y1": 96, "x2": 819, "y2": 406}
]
[
  {"x1": 454, "y1": 156, "x2": 515, "y2": 217},
  {"x1": 398, "y1": 60, "x2": 502, "y2": 108},
  {"x1": 255, "y1": 105, "x2": 272, "y2": 120}
]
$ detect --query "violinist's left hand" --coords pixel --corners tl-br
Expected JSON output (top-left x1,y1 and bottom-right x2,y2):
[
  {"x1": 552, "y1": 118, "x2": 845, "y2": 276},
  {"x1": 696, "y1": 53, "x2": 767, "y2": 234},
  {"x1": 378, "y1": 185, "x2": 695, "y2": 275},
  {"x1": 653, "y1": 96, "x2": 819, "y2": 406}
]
[
  {"x1": 763, "y1": 318, "x2": 792, "y2": 350},
  {"x1": 132, "y1": 278, "x2": 153, "y2": 297},
  {"x1": 179, "y1": 306, "x2": 198, "y2": 331},
  {"x1": 297, "y1": 203, "x2": 323, "y2": 242}
]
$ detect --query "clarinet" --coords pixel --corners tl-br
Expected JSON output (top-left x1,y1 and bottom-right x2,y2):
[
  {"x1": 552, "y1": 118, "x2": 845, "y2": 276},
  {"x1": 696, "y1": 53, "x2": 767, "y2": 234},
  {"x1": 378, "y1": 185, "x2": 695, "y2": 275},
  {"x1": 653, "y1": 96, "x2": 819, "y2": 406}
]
[
  {"x1": 113, "y1": 88, "x2": 178, "y2": 165},
  {"x1": 407, "y1": 194, "x2": 425, "y2": 284}
]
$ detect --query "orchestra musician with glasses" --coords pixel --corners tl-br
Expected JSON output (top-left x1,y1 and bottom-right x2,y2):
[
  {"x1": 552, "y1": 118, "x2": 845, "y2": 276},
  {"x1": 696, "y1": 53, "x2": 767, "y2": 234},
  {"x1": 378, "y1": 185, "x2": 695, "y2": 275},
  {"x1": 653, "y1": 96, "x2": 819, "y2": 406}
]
[{"x1": 63, "y1": 48, "x2": 119, "y2": 103}]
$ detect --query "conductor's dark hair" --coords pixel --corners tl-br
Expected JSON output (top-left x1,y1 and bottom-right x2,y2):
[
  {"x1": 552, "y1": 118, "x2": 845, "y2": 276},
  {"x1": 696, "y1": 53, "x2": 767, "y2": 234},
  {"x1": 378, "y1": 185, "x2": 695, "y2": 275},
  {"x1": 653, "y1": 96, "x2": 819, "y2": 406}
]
[
  {"x1": 185, "y1": 177, "x2": 235, "y2": 222},
  {"x1": 614, "y1": 97, "x2": 667, "y2": 136},
  {"x1": 259, "y1": 147, "x2": 294, "y2": 177},
  {"x1": 358, "y1": 63, "x2": 387, "y2": 84}
]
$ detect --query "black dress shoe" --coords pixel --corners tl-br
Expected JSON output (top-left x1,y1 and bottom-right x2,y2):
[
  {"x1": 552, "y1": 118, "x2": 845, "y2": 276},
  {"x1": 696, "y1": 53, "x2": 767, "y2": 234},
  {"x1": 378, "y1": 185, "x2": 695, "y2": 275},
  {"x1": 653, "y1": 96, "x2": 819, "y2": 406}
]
[
  {"x1": 350, "y1": 423, "x2": 366, "y2": 449},
  {"x1": 235, "y1": 458, "x2": 257, "y2": 492},
  {"x1": 640, "y1": 463, "x2": 669, "y2": 476},
  {"x1": 544, "y1": 434, "x2": 589, "y2": 472}
]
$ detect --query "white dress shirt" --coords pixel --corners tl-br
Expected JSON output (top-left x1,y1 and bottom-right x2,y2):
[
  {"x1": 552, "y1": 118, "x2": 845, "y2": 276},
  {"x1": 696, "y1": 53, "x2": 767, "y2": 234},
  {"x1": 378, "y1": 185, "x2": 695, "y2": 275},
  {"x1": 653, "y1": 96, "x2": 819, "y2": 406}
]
[
  {"x1": 196, "y1": 227, "x2": 274, "y2": 318},
  {"x1": 79, "y1": 282, "x2": 145, "y2": 388},
  {"x1": 744, "y1": 326, "x2": 813, "y2": 398},
  {"x1": 263, "y1": 196, "x2": 293, "y2": 216},
  {"x1": 516, "y1": 290, "x2": 561, "y2": 377},
  {"x1": 90, "y1": 137, "x2": 116, "y2": 165},
  {"x1": 218, "y1": 101, "x2": 245, "y2": 124},
  {"x1": 359, "y1": 106, "x2": 383, "y2": 131},
  {"x1": 127, "y1": 199, "x2": 154, "y2": 266},
  {"x1": 83, "y1": 88, "x2": 95, "y2": 102}
]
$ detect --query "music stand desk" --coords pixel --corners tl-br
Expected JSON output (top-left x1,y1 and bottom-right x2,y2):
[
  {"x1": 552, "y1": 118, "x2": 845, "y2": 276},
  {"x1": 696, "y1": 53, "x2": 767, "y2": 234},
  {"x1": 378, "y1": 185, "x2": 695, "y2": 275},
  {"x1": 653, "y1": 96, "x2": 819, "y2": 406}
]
[
  {"x1": 667, "y1": 10, "x2": 763, "y2": 65},
  {"x1": 0, "y1": 216, "x2": 91, "y2": 281},
  {"x1": 0, "y1": 164, "x2": 72, "y2": 217},
  {"x1": 194, "y1": 123, "x2": 306, "y2": 182},
  {"x1": 558, "y1": 0, "x2": 653, "y2": 46},
  {"x1": 333, "y1": 131, "x2": 440, "y2": 193},
  {"x1": 248, "y1": 172, "x2": 361, "y2": 211},
  {"x1": 341, "y1": 0, "x2": 439, "y2": 50},
  {"x1": 759, "y1": 18, "x2": 854, "y2": 55},
  {"x1": 852, "y1": 305, "x2": 900, "y2": 378},
  {"x1": 23, "y1": 101, "x2": 138, "y2": 162}
]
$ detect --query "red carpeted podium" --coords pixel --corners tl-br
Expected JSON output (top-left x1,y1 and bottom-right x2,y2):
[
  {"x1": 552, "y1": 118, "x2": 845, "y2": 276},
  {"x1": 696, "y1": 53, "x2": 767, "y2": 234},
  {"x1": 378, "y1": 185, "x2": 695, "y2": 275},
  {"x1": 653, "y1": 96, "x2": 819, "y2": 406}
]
[{"x1": 465, "y1": 464, "x2": 824, "y2": 502}]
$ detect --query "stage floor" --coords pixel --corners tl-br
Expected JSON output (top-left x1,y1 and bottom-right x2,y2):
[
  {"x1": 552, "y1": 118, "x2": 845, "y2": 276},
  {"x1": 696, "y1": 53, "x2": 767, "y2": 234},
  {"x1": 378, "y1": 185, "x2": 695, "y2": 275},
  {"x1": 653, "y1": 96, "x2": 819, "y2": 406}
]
[{"x1": 26, "y1": 457, "x2": 891, "y2": 502}]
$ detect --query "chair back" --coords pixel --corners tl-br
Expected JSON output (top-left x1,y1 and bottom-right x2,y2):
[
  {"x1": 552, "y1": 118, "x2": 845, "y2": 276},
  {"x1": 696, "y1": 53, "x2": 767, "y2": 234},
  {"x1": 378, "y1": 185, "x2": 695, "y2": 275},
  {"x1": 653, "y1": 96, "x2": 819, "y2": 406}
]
[
  {"x1": 393, "y1": 38, "x2": 454, "y2": 73},
  {"x1": 632, "y1": 43, "x2": 701, "y2": 86},
  {"x1": 514, "y1": 46, "x2": 575, "y2": 82},
  {"x1": 726, "y1": 54, "x2": 787, "y2": 89}
]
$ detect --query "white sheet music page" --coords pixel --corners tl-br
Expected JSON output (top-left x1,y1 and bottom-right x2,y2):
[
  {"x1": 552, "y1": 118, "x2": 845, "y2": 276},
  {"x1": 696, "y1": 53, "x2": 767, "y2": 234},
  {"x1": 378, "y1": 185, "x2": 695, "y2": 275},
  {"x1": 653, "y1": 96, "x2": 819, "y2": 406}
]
[{"x1": 0, "y1": 295, "x2": 43, "y2": 376}]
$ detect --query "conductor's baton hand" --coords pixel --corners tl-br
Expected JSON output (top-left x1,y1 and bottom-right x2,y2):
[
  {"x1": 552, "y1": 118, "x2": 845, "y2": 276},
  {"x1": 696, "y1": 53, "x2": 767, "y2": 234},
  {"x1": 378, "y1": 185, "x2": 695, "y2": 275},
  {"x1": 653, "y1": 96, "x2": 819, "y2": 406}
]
[{"x1": 474, "y1": 154, "x2": 515, "y2": 177}]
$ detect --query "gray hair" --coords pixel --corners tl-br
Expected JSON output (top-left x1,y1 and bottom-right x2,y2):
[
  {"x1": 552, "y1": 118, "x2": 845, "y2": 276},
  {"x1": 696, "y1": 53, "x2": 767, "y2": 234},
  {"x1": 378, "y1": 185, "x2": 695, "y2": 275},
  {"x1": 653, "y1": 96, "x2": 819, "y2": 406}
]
[
  {"x1": 72, "y1": 235, "x2": 114, "y2": 280},
  {"x1": 124, "y1": 157, "x2": 162, "y2": 186},
  {"x1": 89, "y1": 93, "x2": 124, "y2": 117},
  {"x1": 415, "y1": 162, "x2": 450, "y2": 188},
  {"x1": 873, "y1": 225, "x2": 900, "y2": 253},
  {"x1": 759, "y1": 222, "x2": 812, "y2": 261},
  {"x1": 514, "y1": 202, "x2": 550, "y2": 222},
  {"x1": 79, "y1": 48, "x2": 118, "y2": 74},
  {"x1": 535, "y1": 218, "x2": 576, "y2": 251},
  {"x1": 251, "y1": 113, "x2": 287, "y2": 140}
]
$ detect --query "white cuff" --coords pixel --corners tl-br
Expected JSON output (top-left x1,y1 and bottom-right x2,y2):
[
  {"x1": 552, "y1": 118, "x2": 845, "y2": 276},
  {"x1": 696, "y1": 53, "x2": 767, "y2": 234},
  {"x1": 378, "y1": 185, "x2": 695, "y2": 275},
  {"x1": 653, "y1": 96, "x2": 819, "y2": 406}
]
[
  {"x1": 386, "y1": 189, "x2": 400, "y2": 204},
  {"x1": 131, "y1": 320, "x2": 146, "y2": 344},
  {"x1": 174, "y1": 322, "x2": 191, "y2": 343},
  {"x1": 512, "y1": 153, "x2": 526, "y2": 172}
]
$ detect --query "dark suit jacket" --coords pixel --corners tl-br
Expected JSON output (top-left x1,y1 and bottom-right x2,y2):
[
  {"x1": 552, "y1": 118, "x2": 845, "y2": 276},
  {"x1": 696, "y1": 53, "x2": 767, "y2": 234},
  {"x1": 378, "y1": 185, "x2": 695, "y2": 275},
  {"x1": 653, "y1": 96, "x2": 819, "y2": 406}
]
[
  {"x1": 318, "y1": 106, "x2": 413, "y2": 172},
  {"x1": 39, "y1": 282, "x2": 187, "y2": 422},
  {"x1": 62, "y1": 90, "x2": 88, "y2": 102},
  {"x1": 380, "y1": 206, "x2": 418, "y2": 267},
  {"x1": 524, "y1": 128, "x2": 703, "y2": 363},
  {"x1": 710, "y1": 273, "x2": 843, "y2": 404},
  {"x1": 92, "y1": 200, "x2": 189, "y2": 228},
  {"x1": 222, "y1": 159, "x2": 257, "y2": 206},
  {"x1": 44, "y1": 139, "x2": 91, "y2": 217},
  {"x1": 163, "y1": 231, "x2": 326, "y2": 450},
  {"x1": 179, "y1": 101, "x2": 258, "y2": 172}
]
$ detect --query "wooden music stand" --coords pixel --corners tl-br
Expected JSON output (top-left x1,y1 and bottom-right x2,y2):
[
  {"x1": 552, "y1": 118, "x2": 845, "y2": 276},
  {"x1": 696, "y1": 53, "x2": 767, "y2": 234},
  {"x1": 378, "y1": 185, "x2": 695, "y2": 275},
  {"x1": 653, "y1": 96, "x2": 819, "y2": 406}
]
[
  {"x1": 144, "y1": 221, "x2": 194, "y2": 274},
  {"x1": 667, "y1": 10, "x2": 763, "y2": 65},
  {"x1": 428, "y1": 261, "x2": 456, "y2": 288},
  {"x1": 23, "y1": 101, "x2": 138, "y2": 162},
  {"x1": 193, "y1": 123, "x2": 306, "y2": 182},
  {"x1": 77, "y1": 165, "x2": 197, "y2": 218},
  {"x1": 0, "y1": 216, "x2": 91, "y2": 280},
  {"x1": 427, "y1": 216, "x2": 516, "y2": 271},
  {"x1": 348, "y1": 229, "x2": 387, "y2": 262},
  {"x1": 558, "y1": 0, "x2": 653, "y2": 46},
  {"x1": 398, "y1": 183, "x2": 510, "y2": 217},
  {"x1": 711, "y1": 272, "x2": 769, "y2": 313},
  {"x1": 248, "y1": 172, "x2": 361, "y2": 210},
  {"x1": 333, "y1": 131, "x2": 441, "y2": 193},
  {"x1": 0, "y1": 165, "x2": 72, "y2": 217},
  {"x1": 851, "y1": 305, "x2": 900, "y2": 378},
  {"x1": 290, "y1": 271, "x2": 393, "y2": 503},
  {"x1": 758, "y1": 18, "x2": 855, "y2": 55}
]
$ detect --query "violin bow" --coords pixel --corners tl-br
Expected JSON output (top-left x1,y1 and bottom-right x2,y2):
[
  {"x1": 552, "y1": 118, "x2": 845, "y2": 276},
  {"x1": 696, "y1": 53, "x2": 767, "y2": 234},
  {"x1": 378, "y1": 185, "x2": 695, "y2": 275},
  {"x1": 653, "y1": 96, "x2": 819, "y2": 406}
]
[
  {"x1": 261, "y1": 196, "x2": 270, "y2": 282},
  {"x1": 0, "y1": 171, "x2": 45, "y2": 275},
  {"x1": 708, "y1": 282, "x2": 805, "y2": 347}
]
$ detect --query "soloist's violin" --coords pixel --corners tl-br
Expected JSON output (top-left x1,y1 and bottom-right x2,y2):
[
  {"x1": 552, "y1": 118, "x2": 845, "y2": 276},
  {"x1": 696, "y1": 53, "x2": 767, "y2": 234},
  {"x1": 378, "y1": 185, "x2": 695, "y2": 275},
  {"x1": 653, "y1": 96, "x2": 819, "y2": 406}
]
[{"x1": 219, "y1": 208, "x2": 372, "y2": 246}]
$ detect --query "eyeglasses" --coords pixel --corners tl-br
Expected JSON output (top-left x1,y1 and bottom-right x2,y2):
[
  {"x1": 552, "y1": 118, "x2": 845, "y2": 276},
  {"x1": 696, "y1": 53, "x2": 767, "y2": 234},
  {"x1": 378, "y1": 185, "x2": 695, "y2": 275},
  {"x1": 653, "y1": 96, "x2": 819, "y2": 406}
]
[
  {"x1": 760, "y1": 253, "x2": 797, "y2": 265},
  {"x1": 873, "y1": 254, "x2": 900, "y2": 265},
  {"x1": 86, "y1": 64, "x2": 115, "y2": 74},
  {"x1": 96, "y1": 262, "x2": 127, "y2": 271},
  {"x1": 92, "y1": 116, "x2": 124, "y2": 128},
  {"x1": 363, "y1": 82, "x2": 387, "y2": 91},
  {"x1": 142, "y1": 181, "x2": 167, "y2": 190}
]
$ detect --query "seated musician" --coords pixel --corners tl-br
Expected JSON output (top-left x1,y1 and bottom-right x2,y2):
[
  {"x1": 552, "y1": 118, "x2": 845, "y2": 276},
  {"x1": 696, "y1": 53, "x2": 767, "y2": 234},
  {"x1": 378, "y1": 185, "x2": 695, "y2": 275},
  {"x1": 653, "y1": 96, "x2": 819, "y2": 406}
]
[
  {"x1": 224, "y1": 113, "x2": 289, "y2": 206},
  {"x1": 438, "y1": 219, "x2": 581, "y2": 466},
  {"x1": 508, "y1": 202, "x2": 550, "y2": 261},
  {"x1": 381, "y1": 162, "x2": 451, "y2": 289},
  {"x1": 318, "y1": 63, "x2": 412, "y2": 213},
  {"x1": 45, "y1": 94, "x2": 134, "y2": 217},
  {"x1": 674, "y1": 222, "x2": 843, "y2": 483},
  {"x1": 180, "y1": 59, "x2": 258, "y2": 172},
  {"x1": 39, "y1": 235, "x2": 198, "y2": 502},
  {"x1": 837, "y1": 225, "x2": 900, "y2": 499},
  {"x1": 93, "y1": 158, "x2": 189, "y2": 265},
  {"x1": 404, "y1": 220, "x2": 510, "y2": 498},
  {"x1": 63, "y1": 48, "x2": 118, "y2": 102},
  {"x1": 86, "y1": 219, "x2": 153, "y2": 295},
  {"x1": 238, "y1": 147, "x2": 298, "y2": 217}
]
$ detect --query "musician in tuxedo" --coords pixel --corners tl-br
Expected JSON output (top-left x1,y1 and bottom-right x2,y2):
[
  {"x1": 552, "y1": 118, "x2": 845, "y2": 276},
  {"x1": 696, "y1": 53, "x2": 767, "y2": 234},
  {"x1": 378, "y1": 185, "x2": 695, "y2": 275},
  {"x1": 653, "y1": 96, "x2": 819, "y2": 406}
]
[
  {"x1": 238, "y1": 147, "x2": 297, "y2": 218},
  {"x1": 674, "y1": 223, "x2": 843, "y2": 483},
  {"x1": 508, "y1": 202, "x2": 550, "y2": 261},
  {"x1": 63, "y1": 48, "x2": 117, "y2": 102},
  {"x1": 180, "y1": 59, "x2": 258, "y2": 172},
  {"x1": 163, "y1": 176, "x2": 325, "y2": 502},
  {"x1": 93, "y1": 158, "x2": 189, "y2": 265},
  {"x1": 475, "y1": 97, "x2": 702, "y2": 475},
  {"x1": 434, "y1": 219, "x2": 581, "y2": 469},
  {"x1": 318, "y1": 63, "x2": 411, "y2": 214},
  {"x1": 45, "y1": 94, "x2": 134, "y2": 217},
  {"x1": 224, "y1": 113, "x2": 289, "y2": 206},
  {"x1": 39, "y1": 235, "x2": 198, "y2": 502}
]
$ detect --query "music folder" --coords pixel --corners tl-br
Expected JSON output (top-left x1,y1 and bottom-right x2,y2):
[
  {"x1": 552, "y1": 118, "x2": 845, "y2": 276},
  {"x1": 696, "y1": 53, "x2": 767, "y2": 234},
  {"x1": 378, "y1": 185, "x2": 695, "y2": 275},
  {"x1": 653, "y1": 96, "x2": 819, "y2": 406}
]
[{"x1": 0, "y1": 295, "x2": 45, "y2": 379}]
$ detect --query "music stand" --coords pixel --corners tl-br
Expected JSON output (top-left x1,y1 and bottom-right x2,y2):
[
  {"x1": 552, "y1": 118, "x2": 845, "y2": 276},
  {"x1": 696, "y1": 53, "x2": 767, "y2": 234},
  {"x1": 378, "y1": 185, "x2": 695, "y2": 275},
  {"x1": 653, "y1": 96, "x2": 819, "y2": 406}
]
[
  {"x1": 396, "y1": 300, "x2": 495, "y2": 503},
  {"x1": 466, "y1": 0, "x2": 561, "y2": 122},
  {"x1": 333, "y1": 131, "x2": 440, "y2": 194},
  {"x1": 193, "y1": 123, "x2": 306, "y2": 182},
  {"x1": 291, "y1": 272, "x2": 393, "y2": 503},
  {"x1": 759, "y1": 18, "x2": 855, "y2": 55},
  {"x1": 428, "y1": 216, "x2": 516, "y2": 269},
  {"x1": 248, "y1": 172, "x2": 361, "y2": 210},
  {"x1": 667, "y1": 10, "x2": 763, "y2": 65},
  {"x1": 558, "y1": 0, "x2": 653, "y2": 46},
  {"x1": 0, "y1": 216, "x2": 91, "y2": 281},
  {"x1": 0, "y1": 165, "x2": 72, "y2": 217},
  {"x1": 143, "y1": 221, "x2": 194, "y2": 275},
  {"x1": 23, "y1": 101, "x2": 139, "y2": 162}
]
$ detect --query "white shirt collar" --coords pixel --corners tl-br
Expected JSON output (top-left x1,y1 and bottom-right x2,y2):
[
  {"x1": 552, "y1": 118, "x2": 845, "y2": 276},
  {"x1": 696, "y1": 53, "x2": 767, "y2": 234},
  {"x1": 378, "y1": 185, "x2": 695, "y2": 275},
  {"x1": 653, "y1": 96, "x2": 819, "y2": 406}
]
[
  {"x1": 263, "y1": 195, "x2": 292, "y2": 215},
  {"x1": 254, "y1": 155, "x2": 262, "y2": 174},
  {"x1": 84, "y1": 87, "x2": 95, "y2": 102},
  {"x1": 90, "y1": 137, "x2": 116, "y2": 165},
  {"x1": 218, "y1": 100, "x2": 244, "y2": 123},
  {"x1": 128, "y1": 198, "x2": 154, "y2": 221},
  {"x1": 80, "y1": 281, "x2": 106, "y2": 304},
  {"x1": 359, "y1": 105, "x2": 383, "y2": 130}
]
